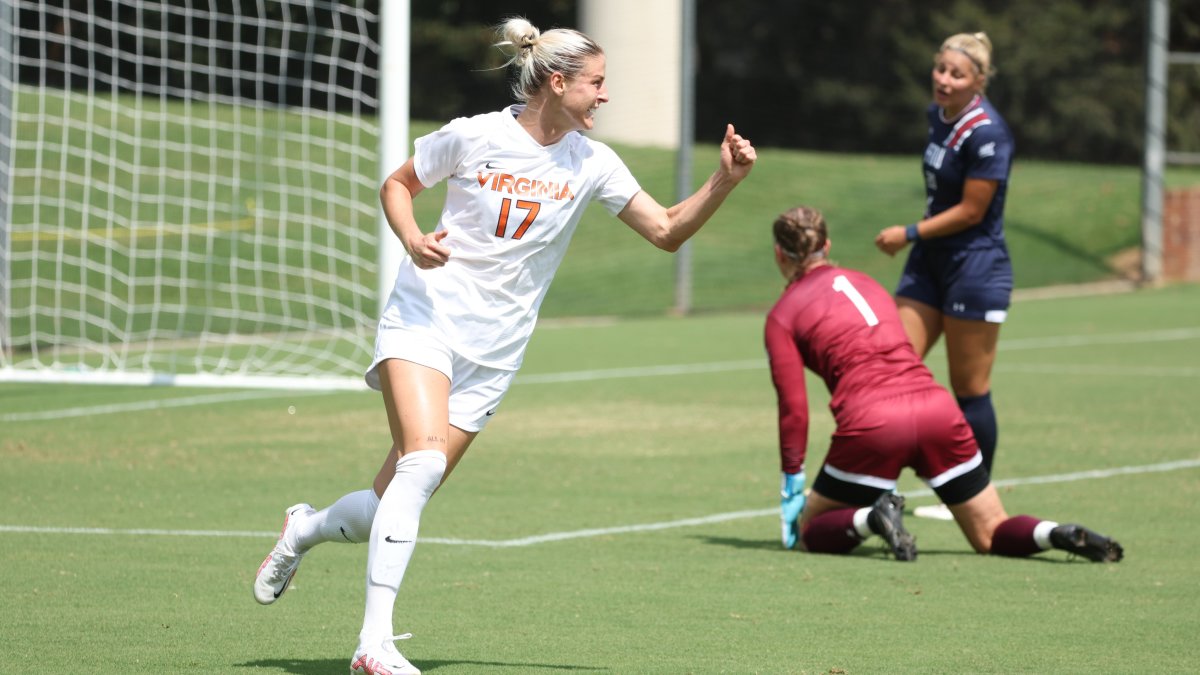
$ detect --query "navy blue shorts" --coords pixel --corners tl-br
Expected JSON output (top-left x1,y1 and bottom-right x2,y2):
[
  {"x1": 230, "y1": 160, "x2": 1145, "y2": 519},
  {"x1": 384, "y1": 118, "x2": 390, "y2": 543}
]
[{"x1": 895, "y1": 244, "x2": 1012, "y2": 322}]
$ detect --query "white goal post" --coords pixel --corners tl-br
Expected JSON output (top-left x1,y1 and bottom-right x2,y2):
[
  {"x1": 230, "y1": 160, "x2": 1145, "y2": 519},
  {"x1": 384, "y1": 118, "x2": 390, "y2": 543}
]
[{"x1": 0, "y1": 1, "x2": 408, "y2": 390}]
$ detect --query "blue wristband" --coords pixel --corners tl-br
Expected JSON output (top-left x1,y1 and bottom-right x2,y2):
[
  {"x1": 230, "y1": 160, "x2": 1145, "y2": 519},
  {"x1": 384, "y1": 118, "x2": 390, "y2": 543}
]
[{"x1": 905, "y1": 223, "x2": 920, "y2": 242}]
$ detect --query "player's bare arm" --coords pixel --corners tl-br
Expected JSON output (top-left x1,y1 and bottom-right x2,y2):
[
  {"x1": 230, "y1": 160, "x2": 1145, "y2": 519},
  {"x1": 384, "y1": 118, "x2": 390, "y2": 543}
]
[
  {"x1": 618, "y1": 124, "x2": 757, "y2": 251},
  {"x1": 380, "y1": 158, "x2": 450, "y2": 269},
  {"x1": 874, "y1": 177, "x2": 999, "y2": 256}
]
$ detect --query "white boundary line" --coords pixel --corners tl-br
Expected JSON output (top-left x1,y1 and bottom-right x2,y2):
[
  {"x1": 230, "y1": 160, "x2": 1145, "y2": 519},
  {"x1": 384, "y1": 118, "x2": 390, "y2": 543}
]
[
  {"x1": 999, "y1": 363, "x2": 1200, "y2": 377},
  {"x1": 1000, "y1": 327, "x2": 1200, "y2": 351},
  {"x1": 0, "y1": 390, "x2": 329, "y2": 422},
  {"x1": 6, "y1": 357, "x2": 1195, "y2": 424},
  {"x1": 3, "y1": 458, "x2": 1197, "y2": 547},
  {"x1": 3, "y1": 326, "x2": 1197, "y2": 423},
  {"x1": 515, "y1": 359, "x2": 764, "y2": 385}
]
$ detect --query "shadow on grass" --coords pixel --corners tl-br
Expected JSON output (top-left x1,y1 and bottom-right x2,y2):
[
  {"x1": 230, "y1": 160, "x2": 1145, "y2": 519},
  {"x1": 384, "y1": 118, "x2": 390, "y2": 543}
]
[
  {"x1": 691, "y1": 535, "x2": 781, "y2": 552},
  {"x1": 1005, "y1": 218, "x2": 1115, "y2": 275},
  {"x1": 237, "y1": 658, "x2": 608, "y2": 673},
  {"x1": 694, "y1": 535, "x2": 1097, "y2": 564},
  {"x1": 694, "y1": 534, "x2": 929, "y2": 560}
]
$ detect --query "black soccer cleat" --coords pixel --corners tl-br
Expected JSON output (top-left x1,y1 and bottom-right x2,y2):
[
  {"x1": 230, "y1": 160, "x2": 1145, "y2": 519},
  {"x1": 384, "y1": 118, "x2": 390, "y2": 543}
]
[
  {"x1": 1049, "y1": 524, "x2": 1124, "y2": 563},
  {"x1": 867, "y1": 493, "x2": 918, "y2": 561}
]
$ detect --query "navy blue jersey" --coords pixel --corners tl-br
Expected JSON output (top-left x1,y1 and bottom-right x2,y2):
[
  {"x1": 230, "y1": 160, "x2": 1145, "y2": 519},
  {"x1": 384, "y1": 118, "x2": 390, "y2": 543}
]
[{"x1": 920, "y1": 95, "x2": 1014, "y2": 250}]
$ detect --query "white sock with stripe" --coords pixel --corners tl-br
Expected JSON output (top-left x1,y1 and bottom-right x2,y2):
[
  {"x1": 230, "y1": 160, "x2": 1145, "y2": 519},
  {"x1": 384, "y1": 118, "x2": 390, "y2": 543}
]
[
  {"x1": 293, "y1": 489, "x2": 381, "y2": 552},
  {"x1": 359, "y1": 449, "x2": 447, "y2": 648}
]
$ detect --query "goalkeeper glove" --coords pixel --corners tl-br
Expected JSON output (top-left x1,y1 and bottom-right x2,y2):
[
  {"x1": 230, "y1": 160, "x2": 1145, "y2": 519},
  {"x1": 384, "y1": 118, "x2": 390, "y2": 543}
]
[{"x1": 780, "y1": 470, "x2": 807, "y2": 549}]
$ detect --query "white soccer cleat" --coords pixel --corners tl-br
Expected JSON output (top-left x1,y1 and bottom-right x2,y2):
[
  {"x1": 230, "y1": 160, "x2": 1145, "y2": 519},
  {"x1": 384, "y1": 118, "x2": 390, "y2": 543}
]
[
  {"x1": 253, "y1": 503, "x2": 315, "y2": 605},
  {"x1": 351, "y1": 634, "x2": 420, "y2": 675}
]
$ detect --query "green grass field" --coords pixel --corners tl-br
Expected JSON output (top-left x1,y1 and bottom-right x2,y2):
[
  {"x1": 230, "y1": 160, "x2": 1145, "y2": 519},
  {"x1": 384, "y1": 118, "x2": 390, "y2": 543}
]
[{"x1": 3, "y1": 283, "x2": 1199, "y2": 673}]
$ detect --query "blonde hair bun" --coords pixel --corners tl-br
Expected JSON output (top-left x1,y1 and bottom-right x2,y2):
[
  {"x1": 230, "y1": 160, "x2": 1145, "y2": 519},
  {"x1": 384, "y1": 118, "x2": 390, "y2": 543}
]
[{"x1": 492, "y1": 17, "x2": 603, "y2": 103}]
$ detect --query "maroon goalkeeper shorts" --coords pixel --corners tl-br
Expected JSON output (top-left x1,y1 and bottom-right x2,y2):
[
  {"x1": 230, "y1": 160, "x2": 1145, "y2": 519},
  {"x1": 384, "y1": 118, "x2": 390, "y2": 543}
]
[{"x1": 823, "y1": 387, "x2": 981, "y2": 490}]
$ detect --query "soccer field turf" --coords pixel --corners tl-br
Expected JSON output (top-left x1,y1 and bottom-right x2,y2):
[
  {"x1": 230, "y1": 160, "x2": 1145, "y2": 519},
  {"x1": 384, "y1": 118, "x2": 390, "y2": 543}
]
[{"x1": 2, "y1": 284, "x2": 1199, "y2": 673}]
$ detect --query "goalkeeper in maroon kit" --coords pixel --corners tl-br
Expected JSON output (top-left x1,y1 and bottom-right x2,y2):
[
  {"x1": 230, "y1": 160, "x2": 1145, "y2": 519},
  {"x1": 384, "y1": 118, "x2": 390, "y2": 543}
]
[{"x1": 766, "y1": 205, "x2": 1121, "y2": 563}]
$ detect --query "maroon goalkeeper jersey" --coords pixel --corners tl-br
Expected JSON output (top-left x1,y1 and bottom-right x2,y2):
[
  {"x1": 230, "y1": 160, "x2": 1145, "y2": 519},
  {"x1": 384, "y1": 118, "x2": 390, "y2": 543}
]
[{"x1": 765, "y1": 264, "x2": 939, "y2": 473}]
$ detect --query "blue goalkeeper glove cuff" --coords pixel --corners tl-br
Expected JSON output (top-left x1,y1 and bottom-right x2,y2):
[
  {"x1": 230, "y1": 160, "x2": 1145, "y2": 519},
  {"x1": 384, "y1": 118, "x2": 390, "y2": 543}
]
[{"x1": 780, "y1": 470, "x2": 807, "y2": 549}]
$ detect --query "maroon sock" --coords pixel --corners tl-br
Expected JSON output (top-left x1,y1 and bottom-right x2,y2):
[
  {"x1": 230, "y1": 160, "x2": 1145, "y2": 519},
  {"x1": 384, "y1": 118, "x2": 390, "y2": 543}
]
[
  {"x1": 801, "y1": 508, "x2": 863, "y2": 554},
  {"x1": 990, "y1": 515, "x2": 1044, "y2": 557}
]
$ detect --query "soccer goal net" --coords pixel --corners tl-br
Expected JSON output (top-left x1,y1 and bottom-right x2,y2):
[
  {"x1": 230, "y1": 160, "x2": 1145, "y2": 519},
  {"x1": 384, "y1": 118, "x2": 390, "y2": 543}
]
[{"x1": 0, "y1": 1, "x2": 388, "y2": 389}]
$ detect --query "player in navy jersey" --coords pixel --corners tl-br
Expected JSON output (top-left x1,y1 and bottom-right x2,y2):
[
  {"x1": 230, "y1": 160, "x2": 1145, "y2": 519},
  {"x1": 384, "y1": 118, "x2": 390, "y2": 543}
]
[
  {"x1": 251, "y1": 16, "x2": 756, "y2": 675},
  {"x1": 769, "y1": 205, "x2": 1121, "y2": 564},
  {"x1": 875, "y1": 32, "x2": 1013, "y2": 490}
]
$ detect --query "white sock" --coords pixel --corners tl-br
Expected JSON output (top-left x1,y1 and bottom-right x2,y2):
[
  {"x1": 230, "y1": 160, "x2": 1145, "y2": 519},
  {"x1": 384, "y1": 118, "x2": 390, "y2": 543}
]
[
  {"x1": 293, "y1": 489, "x2": 381, "y2": 552},
  {"x1": 1033, "y1": 520, "x2": 1059, "y2": 550},
  {"x1": 852, "y1": 507, "x2": 874, "y2": 539},
  {"x1": 359, "y1": 449, "x2": 447, "y2": 648}
]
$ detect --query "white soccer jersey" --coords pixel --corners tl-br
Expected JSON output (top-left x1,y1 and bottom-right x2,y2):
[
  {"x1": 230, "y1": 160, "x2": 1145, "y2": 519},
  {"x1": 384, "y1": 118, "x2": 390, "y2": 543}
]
[{"x1": 378, "y1": 105, "x2": 641, "y2": 370}]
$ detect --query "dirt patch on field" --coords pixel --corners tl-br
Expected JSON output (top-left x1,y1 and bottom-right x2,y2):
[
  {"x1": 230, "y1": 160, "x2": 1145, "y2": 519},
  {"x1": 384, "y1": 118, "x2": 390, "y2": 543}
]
[{"x1": 1107, "y1": 247, "x2": 1142, "y2": 280}]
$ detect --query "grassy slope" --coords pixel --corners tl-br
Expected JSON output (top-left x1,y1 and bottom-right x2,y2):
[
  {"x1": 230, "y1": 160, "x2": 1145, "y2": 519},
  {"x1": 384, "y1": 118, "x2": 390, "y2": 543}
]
[
  {"x1": 408, "y1": 119, "x2": 1200, "y2": 318},
  {"x1": 9, "y1": 96, "x2": 1198, "y2": 335}
]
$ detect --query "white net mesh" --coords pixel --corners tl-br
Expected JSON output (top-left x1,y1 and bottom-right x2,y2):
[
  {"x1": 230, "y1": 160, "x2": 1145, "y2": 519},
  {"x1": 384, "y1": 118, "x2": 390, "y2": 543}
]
[{"x1": 0, "y1": 1, "x2": 382, "y2": 388}]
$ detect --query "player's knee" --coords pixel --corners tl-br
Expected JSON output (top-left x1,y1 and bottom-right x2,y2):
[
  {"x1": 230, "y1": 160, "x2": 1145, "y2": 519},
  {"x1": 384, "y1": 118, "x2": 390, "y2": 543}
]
[
  {"x1": 952, "y1": 505, "x2": 1001, "y2": 554},
  {"x1": 967, "y1": 530, "x2": 992, "y2": 554},
  {"x1": 949, "y1": 372, "x2": 991, "y2": 397}
]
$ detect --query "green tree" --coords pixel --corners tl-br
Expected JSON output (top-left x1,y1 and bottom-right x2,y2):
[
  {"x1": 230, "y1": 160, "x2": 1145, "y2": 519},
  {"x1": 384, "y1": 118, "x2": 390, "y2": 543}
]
[
  {"x1": 694, "y1": 0, "x2": 1199, "y2": 163},
  {"x1": 409, "y1": 1, "x2": 577, "y2": 121}
]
